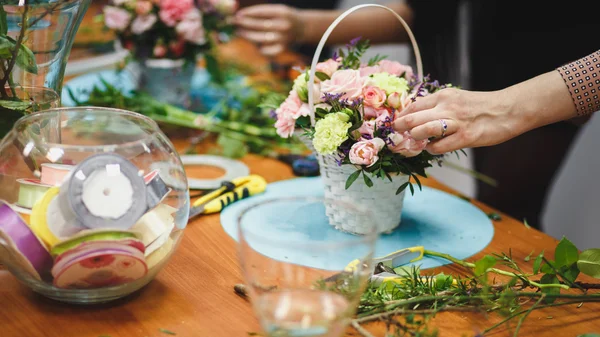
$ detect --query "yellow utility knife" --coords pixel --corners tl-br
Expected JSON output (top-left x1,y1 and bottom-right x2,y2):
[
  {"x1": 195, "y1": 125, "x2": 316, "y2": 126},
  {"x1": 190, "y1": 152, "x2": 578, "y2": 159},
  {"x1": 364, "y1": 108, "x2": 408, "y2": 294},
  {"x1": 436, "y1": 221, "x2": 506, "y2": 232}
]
[{"x1": 188, "y1": 175, "x2": 267, "y2": 219}]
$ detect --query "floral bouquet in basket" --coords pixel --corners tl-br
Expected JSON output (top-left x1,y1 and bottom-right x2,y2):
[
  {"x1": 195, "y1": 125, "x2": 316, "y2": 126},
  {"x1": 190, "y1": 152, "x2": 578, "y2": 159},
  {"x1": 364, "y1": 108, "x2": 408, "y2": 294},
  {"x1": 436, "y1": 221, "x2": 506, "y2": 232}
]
[
  {"x1": 267, "y1": 38, "x2": 457, "y2": 234},
  {"x1": 103, "y1": 0, "x2": 237, "y2": 63}
]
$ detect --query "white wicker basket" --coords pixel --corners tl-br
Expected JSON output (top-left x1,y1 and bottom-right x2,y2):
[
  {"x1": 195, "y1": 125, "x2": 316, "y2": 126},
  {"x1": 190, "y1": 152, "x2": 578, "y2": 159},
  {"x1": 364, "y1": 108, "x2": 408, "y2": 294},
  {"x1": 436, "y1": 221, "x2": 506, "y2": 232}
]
[{"x1": 306, "y1": 4, "x2": 424, "y2": 235}]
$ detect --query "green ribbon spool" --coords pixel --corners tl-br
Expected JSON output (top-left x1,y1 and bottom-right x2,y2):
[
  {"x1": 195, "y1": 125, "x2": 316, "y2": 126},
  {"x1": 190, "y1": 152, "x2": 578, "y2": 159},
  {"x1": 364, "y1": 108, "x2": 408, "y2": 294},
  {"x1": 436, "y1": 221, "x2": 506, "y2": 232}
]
[{"x1": 16, "y1": 179, "x2": 51, "y2": 209}]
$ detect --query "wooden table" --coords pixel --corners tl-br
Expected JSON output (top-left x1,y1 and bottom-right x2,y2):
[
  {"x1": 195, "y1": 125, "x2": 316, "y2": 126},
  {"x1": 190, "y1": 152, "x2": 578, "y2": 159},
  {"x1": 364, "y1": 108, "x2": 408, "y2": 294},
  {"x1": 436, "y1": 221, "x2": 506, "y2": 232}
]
[
  {"x1": 2, "y1": 4, "x2": 600, "y2": 336},
  {"x1": 1, "y1": 145, "x2": 599, "y2": 337}
]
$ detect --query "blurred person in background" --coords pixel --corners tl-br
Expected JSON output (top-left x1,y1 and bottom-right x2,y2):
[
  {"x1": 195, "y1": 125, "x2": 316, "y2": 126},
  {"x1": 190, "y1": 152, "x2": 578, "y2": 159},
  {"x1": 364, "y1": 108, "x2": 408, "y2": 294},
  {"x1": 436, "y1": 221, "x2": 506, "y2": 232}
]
[{"x1": 234, "y1": 0, "x2": 600, "y2": 229}]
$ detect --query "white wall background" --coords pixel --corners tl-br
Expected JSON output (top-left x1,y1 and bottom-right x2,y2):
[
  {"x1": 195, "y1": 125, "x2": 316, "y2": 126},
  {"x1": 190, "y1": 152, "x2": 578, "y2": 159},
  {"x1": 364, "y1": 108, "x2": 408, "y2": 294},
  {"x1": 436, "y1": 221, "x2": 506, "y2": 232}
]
[{"x1": 336, "y1": 0, "x2": 600, "y2": 249}]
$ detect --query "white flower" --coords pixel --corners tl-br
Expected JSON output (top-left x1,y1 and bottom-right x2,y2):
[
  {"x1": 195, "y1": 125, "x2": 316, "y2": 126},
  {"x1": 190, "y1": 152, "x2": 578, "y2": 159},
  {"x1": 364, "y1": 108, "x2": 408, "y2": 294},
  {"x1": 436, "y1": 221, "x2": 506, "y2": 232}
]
[
  {"x1": 103, "y1": 6, "x2": 132, "y2": 32},
  {"x1": 131, "y1": 14, "x2": 157, "y2": 35}
]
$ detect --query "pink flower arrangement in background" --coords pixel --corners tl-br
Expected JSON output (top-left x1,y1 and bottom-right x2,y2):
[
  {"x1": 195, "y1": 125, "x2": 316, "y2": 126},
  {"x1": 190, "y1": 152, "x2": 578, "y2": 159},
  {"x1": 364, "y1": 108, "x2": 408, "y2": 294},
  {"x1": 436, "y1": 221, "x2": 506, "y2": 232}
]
[
  {"x1": 265, "y1": 37, "x2": 455, "y2": 193},
  {"x1": 103, "y1": 0, "x2": 237, "y2": 61}
]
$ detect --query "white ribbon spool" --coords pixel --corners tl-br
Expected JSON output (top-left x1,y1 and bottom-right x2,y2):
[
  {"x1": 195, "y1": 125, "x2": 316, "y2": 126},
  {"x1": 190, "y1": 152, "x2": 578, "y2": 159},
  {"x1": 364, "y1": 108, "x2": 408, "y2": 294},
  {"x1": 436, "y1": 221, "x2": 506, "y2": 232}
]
[{"x1": 307, "y1": 4, "x2": 424, "y2": 126}]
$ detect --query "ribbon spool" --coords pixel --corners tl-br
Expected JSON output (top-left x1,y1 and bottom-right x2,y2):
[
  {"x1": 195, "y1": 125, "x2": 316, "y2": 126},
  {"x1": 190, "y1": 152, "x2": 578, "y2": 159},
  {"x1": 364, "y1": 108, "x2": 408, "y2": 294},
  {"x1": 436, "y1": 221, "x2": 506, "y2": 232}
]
[
  {"x1": 65, "y1": 153, "x2": 148, "y2": 230},
  {"x1": 0, "y1": 201, "x2": 53, "y2": 280},
  {"x1": 130, "y1": 203, "x2": 176, "y2": 255},
  {"x1": 144, "y1": 170, "x2": 172, "y2": 210},
  {"x1": 40, "y1": 163, "x2": 74, "y2": 186},
  {"x1": 51, "y1": 229, "x2": 142, "y2": 257},
  {"x1": 52, "y1": 242, "x2": 148, "y2": 289},
  {"x1": 30, "y1": 187, "x2": 85, "y2": 247},
  {"x1": 16, "y1": 179, "x2": 52, "y2": 209}
]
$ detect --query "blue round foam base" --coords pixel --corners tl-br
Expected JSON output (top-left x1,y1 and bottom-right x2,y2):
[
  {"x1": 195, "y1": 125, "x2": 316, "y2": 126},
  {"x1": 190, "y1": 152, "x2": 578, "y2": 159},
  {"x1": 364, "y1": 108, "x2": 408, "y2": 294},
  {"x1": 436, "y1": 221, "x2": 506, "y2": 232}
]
[{"x1": 220, "y1": 177, "x2": 494, "y2": 271}]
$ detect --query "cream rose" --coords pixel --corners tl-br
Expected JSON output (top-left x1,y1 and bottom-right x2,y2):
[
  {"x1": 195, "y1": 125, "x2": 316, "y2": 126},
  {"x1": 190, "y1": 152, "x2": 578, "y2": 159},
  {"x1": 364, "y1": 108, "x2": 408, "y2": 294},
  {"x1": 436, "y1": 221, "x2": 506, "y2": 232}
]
[
  {"x1": 349, "y1": 138, "x2": 385, "y2": 167},
  {"x1": 362, "y1": 86, "x2": 387, "y2": 108}
]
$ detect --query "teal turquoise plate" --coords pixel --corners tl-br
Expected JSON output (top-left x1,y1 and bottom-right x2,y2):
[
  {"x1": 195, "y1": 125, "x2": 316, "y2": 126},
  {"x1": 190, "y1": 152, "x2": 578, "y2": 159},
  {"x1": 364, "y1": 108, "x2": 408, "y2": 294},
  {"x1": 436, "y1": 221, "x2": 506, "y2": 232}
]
[{"x1": 220, "y1": 177, "x2": 494, "y2": 271}]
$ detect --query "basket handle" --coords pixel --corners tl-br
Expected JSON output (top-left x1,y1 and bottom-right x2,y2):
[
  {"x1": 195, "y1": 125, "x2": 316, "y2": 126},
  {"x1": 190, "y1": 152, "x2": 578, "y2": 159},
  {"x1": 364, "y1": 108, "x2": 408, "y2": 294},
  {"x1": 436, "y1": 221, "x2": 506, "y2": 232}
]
[{"x1": 307, "y1": 4, "x2": 423, "y2": 126}]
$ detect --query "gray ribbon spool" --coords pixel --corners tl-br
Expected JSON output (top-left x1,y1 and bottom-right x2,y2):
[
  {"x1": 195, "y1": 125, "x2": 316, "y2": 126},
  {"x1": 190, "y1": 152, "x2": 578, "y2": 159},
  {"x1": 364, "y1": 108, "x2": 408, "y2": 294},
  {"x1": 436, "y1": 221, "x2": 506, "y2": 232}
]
[
  {"x1": 145, "y1": 171, "x2": 171, "y2": 210},
  {"x1": 66, "y1": 153, "x2": 148, "y2": 230}
]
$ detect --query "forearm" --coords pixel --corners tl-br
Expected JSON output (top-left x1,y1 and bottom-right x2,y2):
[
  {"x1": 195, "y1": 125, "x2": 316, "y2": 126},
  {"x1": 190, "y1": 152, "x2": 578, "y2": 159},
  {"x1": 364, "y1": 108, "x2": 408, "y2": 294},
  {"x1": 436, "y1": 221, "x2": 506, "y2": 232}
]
[
  {"x1": 297, "y1": 2, "x2": 412, "y2": 46},
  {"x1": 500, "y1": 71, "x2": 576, "y2": 135}
]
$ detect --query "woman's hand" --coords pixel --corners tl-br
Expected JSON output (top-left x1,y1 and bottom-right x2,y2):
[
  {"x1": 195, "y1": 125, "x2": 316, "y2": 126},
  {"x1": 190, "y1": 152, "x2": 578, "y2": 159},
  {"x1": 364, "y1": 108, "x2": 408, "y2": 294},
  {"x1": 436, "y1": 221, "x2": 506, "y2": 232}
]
[
  {"x1": 392, "y1": 88, "x2": 520, "y2": 154},
  {"x1": 234, "y1": 4, "x2": 303, "y2": 56}
]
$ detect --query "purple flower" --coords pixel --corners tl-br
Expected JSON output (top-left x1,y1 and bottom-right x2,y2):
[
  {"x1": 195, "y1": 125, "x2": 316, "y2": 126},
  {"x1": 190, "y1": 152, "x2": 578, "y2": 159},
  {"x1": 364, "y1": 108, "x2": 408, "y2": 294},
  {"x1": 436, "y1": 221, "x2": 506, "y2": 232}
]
[
  {"x1": 269, "y1": 109, "x2": 277, "y2": 119},
  {"x1": 348, "y1": 36, "x2": 362, "y2": 47}
]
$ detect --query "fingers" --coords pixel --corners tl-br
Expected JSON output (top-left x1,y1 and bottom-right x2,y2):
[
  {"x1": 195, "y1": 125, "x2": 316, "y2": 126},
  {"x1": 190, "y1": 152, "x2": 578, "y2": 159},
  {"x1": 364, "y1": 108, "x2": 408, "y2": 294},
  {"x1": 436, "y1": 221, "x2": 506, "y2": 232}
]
[
  {"x1": 237, "y1": 30, "x2": 284, "y2": 44},
  {"x1": 395, "y1": 94, "x2": 438, "y2": 120},
  {"x1": 259, "y1": 43, "x2": 285, "y2": 57},
  {"x1": 393, "y1": 108, "x2": 438, "y2": 133},
  {"x1": 409, "y1": 118, "x2": 457, "y2": 141},
  {"x1": 235, "y1": 4, "x2": 290, "y2": 18},
  {"x1": 234, "y1": 17, "x2": 292, "y2": 32},
  {"x1": 425, "y1": 134, "x2": 464, "y2": 155}
]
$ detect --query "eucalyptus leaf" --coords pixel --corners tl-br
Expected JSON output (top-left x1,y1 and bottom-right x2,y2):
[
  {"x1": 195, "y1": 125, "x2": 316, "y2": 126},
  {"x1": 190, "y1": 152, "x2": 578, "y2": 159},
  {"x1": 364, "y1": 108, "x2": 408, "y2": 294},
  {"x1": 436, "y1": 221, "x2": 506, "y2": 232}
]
[
  {"x1": 16, "y1": 44, "x2": 38, "y2": 74},
  {"x1": 555, "y1": 237, "x2": 579, "y2": 268},
  {"x1": 577, "y1": 249, "x2": 600, "y2": 278},
  {"x1": 0, "y1": 36, "x2": 12, "y2": 56},
  {"x1": 533, "y1": 250, "x2": 544, "y2": 274},
  {"x1": 345, "y1": 170, "x2": 361, "y2": 190}
]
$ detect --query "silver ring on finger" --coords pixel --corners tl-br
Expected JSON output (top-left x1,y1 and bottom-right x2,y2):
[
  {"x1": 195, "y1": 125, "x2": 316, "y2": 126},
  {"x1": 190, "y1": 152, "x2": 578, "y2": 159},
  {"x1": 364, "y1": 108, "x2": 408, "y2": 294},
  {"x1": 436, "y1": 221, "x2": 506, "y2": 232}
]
[{"x1": 439, "y1": 119, "x2": 448, "y2": 138}]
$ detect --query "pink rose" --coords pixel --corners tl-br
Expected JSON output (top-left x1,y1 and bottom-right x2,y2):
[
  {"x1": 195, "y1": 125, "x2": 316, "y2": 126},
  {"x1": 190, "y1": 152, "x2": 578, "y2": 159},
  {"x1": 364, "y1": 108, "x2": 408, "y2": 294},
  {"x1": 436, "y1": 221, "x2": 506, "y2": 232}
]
[
  {"x1": 159, "y1": 0, "x2": 194, "y2": 26},
  {"x1": 135, "y1": 1, "x2": 153, "y2": 15},
  {"x1": 363, "y1": 86, "x2": 386, "y2": 108},
  {"x1": 131, "y1": 14, "x2": 157, "y2": 34},
  {"x1": 359, "y1": 65, "x2": 380, "y2": 77},
  {"x1": 320, "y1": 69, "x2": 365, "y2": 100},
  {"x1": 315, "y1": 59, "x2": 339, "y2": 77},
  {"x1": 378, "y1": 60, "x2": 414, "y2": 78},
  {"x1": 349, "y1": 138, "x2": 385, "y2": 167},
  {"x1": 276, "y1": 90, "x2": 309, "y2": 120},
  {"x1": 363, "y1": 106, "x2": 387, "y2": 120},
  {"x1": 153, "y1": 44, "x2": 167, "y2": 58},
  {"x1": 275, "y1": 115, "x2": 295, "y2": 138},
  {"x1": 175, "y1": 8, "x2": 206, "y2": 45},
  {"x1": 104, "y1": 6, "x2": 132, "y2": 32},
  {"x1": 357, "y1": 120, "x2": 375, "y2": 137},
  {"x1": 387, "y1": 131, "x2": 427, "y2": 157}
]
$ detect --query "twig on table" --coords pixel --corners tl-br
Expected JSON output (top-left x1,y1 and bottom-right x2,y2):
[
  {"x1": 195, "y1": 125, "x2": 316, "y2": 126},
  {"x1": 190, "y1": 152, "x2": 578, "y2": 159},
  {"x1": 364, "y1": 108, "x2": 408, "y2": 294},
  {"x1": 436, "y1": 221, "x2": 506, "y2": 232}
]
[{"x1": 351, "y1": 320, "x2": 376, "y2": 337}]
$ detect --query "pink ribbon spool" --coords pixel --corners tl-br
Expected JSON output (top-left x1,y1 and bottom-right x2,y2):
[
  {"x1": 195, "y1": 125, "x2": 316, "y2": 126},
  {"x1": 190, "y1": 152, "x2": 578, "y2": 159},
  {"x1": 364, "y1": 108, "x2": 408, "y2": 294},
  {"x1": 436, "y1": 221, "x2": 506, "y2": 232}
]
[
  {"x1": 0, "y1": 201, "x2": 53, "y2": 280},
  {"x1": 52, "y1": 242, "x2": 148, "y2": 289},
  {"x1": 40, "y1": 163, "x2": 74, "y2": 186}
]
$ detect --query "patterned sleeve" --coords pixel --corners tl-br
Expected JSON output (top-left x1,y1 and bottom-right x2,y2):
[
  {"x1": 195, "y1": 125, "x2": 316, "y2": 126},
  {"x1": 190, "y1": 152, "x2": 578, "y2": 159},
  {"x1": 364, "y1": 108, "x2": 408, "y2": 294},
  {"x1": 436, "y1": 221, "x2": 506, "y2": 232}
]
[{"x1": 556, "y1": 50, "x2": 600, "y2": 116}]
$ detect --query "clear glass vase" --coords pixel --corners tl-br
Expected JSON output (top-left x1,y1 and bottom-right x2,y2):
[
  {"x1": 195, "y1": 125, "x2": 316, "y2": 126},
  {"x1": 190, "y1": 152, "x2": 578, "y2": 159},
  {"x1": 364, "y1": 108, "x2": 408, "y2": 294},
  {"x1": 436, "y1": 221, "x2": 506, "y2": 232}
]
[{"x1": 0, "y1": 0, "x2": 91, "y2": 137}]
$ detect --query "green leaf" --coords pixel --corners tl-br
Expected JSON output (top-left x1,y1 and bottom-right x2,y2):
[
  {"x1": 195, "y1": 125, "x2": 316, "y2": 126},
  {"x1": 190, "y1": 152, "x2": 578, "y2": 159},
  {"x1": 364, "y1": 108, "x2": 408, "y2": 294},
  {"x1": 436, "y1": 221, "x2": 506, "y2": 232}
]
[
  {"x1": 315, "y1": 71, "x2": 330, "y2": 81},
  {"x1": 345, "y1": 170, "x2": 361, "y2": 190},
  {"x1": 555, "y1": 237, "x2": 579, "y2": 268},
  {"x1": 474, "y1": 255, "x2": 496, "y2": 277},
  {"x1": 159, "y1": 328, "x2": 176, "y2": 335},
  {"x1": 16, "y1": 44, "x2": 38, "y2": 74},
  {"x1": 523, "y1": 218, "x2": 531, "y2": 229},
  {"x1": 540, "y1": 274, "x2": 560, "y2": 303},
  {"x1": 434, "y1": 274, "x2": 453, "y2": 290},
  {"x1": 578, "y1": 334, "x2": 600, "y2": 337},
  {"x1": 533, "y1": 250, "x2": 544, "y2": 274},
  {"x1": 560, "y1": 263, "x2": 580, "y2": 283},
  {"x1": 0, "y1": 99, "x2": 32, "y2": 111},
  {"x1": 396, "y1": 182, "x2": 409, "y2": 195},
  {"x1": 408, "y1": 182, "x2": 414, "y2": 195},
  {"x1": 577, "y1": 249, "x2": 600, "y2": 278},
  {"x1": 0, "y1": 6, "x2": 6, "y2": 35},
  {"x1": 540, "y1": 260, "x2": 556, "y2": 275},
  {"x1": 0, "y1": 36, "x2": 14, "y2": 57},
  {"x1": 363, "y1": 171, "x2": 373, "y2": 187}
]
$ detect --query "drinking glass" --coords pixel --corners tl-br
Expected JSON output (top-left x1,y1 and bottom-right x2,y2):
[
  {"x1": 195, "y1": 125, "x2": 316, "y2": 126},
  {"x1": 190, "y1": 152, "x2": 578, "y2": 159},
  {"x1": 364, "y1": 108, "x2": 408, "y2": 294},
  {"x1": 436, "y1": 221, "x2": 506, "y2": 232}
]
[{"x1": 237, "y1": 196, "x2": 378, "y2": 337}]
